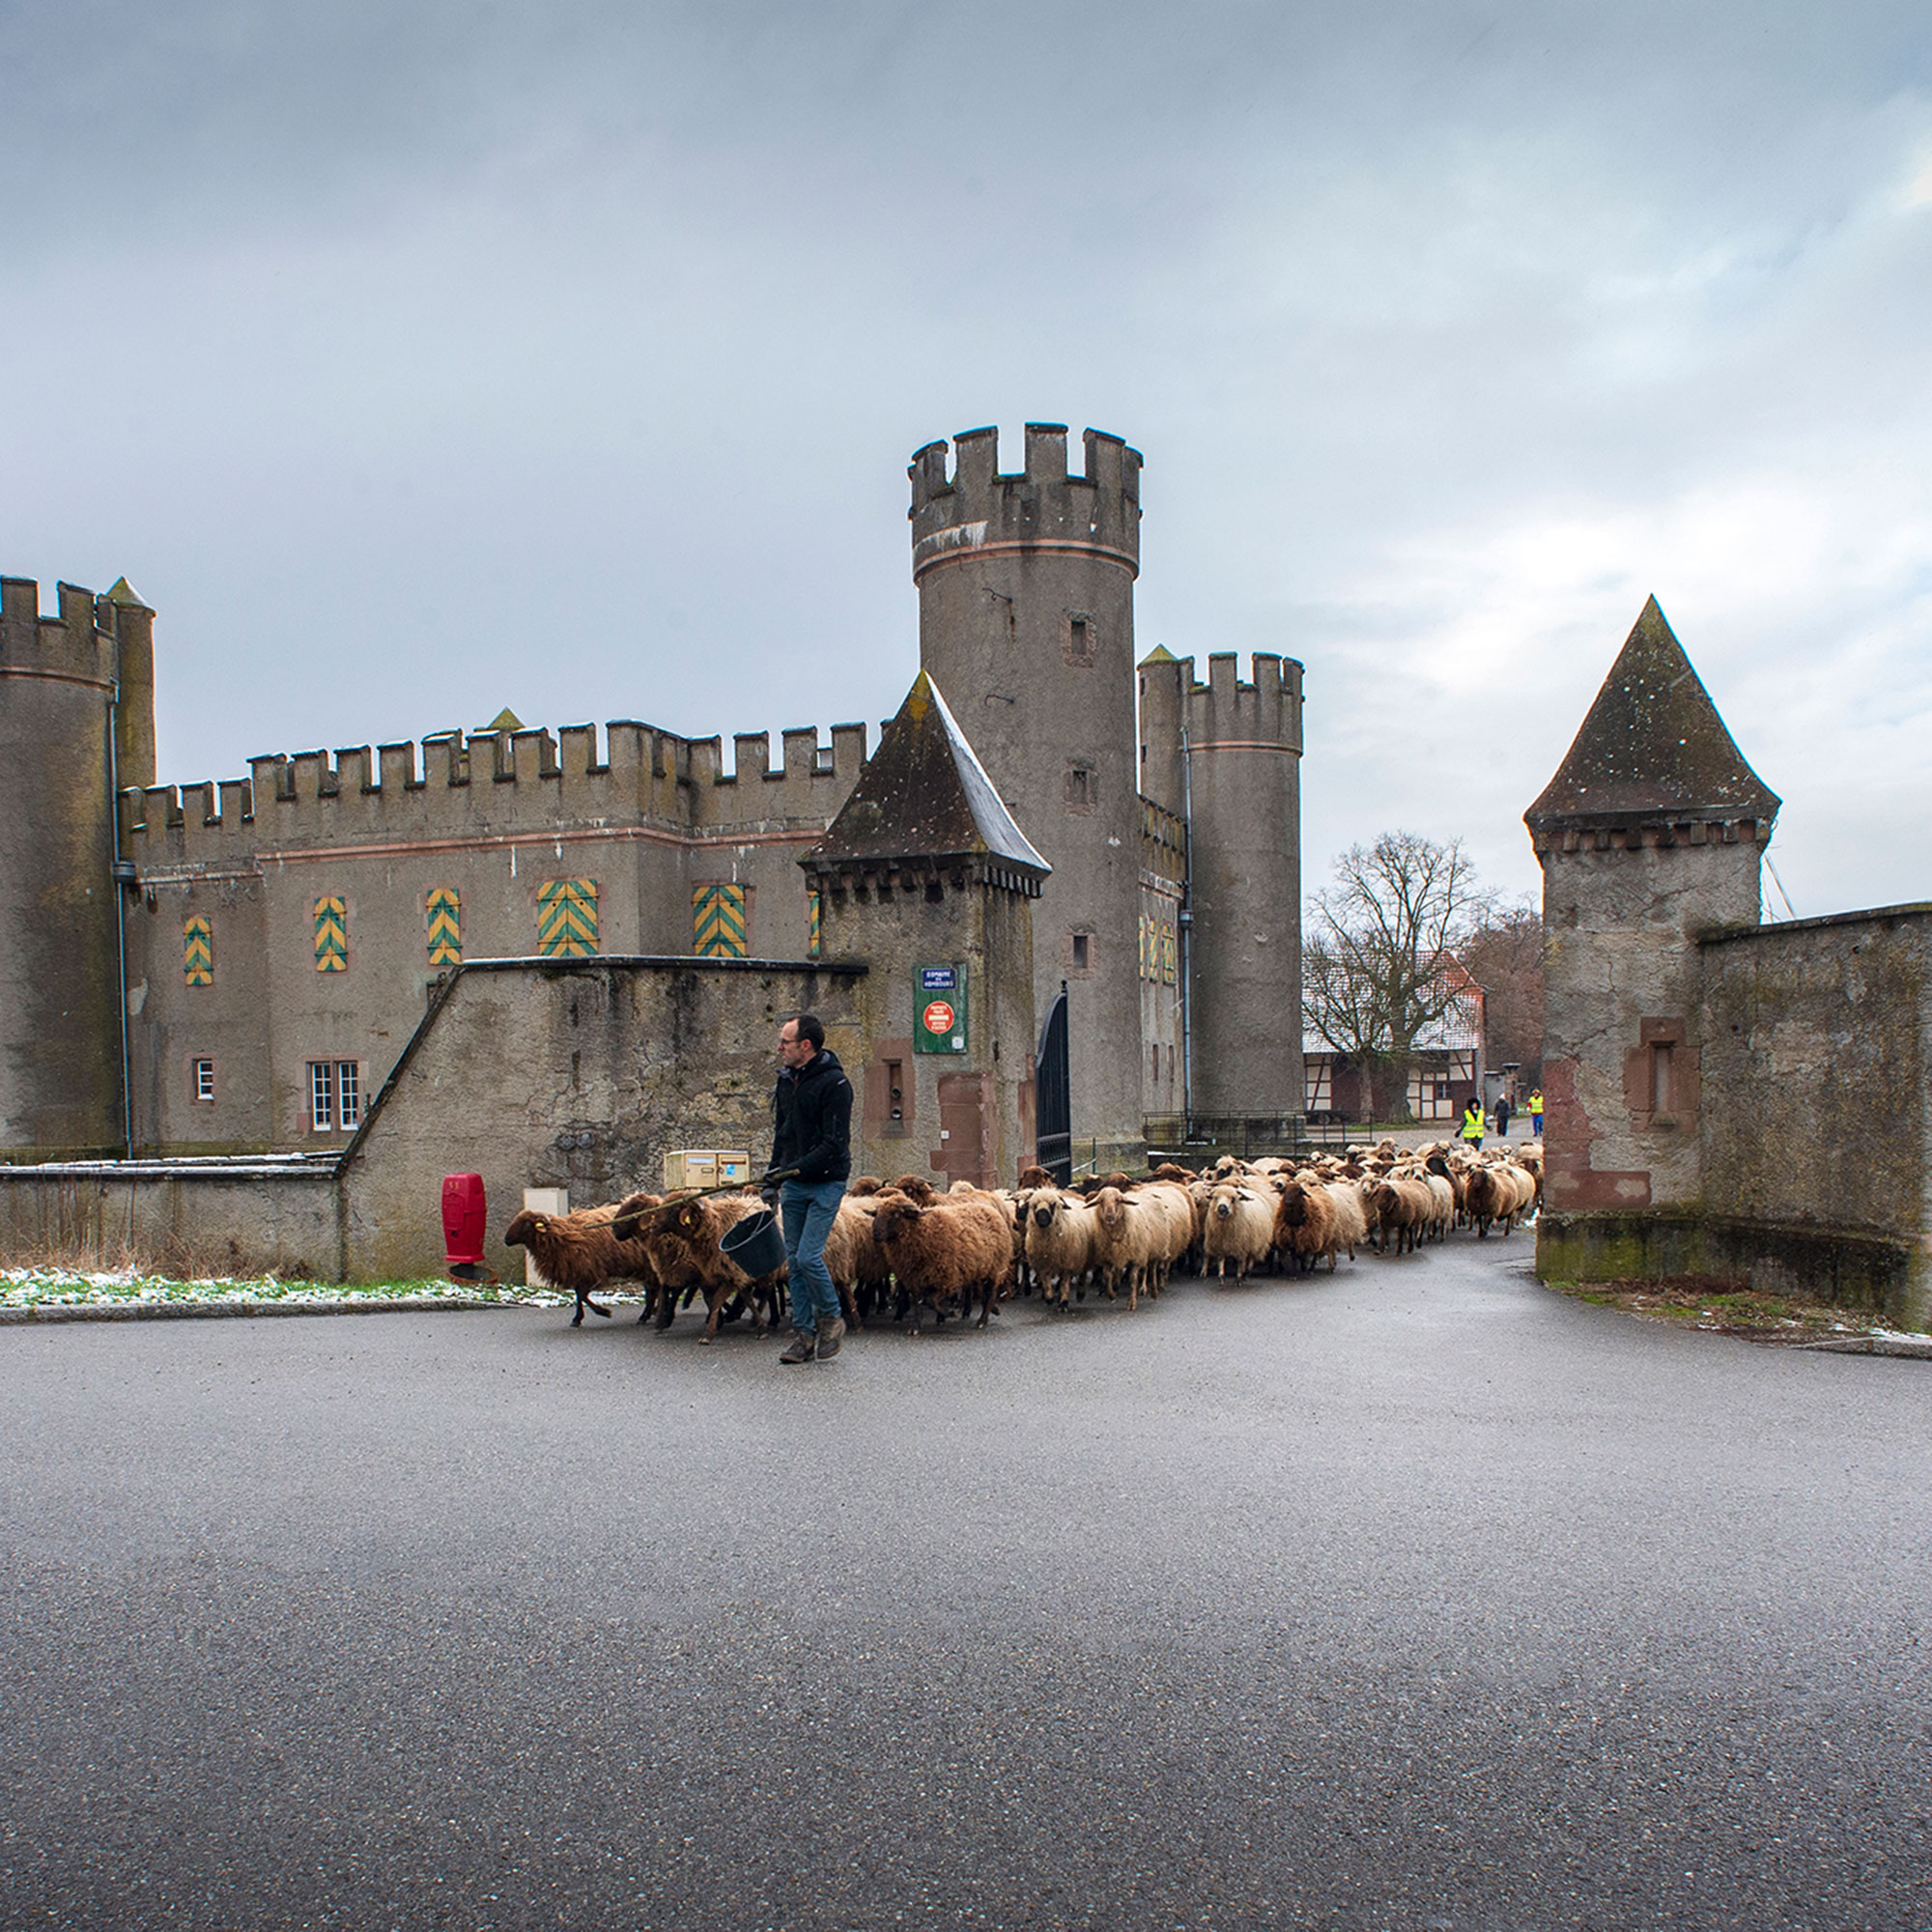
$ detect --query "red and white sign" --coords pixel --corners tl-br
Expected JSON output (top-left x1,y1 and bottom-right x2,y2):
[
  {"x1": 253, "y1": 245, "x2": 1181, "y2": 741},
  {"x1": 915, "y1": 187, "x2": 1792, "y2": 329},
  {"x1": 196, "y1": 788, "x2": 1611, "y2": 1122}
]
[{"x1": 922, "y1": 1001, "x2": 956, "y2": 1037}]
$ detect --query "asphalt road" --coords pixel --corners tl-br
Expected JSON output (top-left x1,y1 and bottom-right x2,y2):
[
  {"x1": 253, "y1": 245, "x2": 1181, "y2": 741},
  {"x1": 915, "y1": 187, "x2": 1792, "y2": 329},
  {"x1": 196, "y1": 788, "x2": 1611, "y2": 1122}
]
[{"x1": 4, "y1": 1234, "x2": 1929, "y2": 1931}]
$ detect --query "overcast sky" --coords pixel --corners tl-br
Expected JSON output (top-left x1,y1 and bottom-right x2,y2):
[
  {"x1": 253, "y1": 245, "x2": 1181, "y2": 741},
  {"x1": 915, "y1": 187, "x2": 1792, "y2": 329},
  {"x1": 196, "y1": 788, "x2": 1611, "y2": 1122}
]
[{"x1": 4, "y1": 1, "x2": 1927, "y2": 918}]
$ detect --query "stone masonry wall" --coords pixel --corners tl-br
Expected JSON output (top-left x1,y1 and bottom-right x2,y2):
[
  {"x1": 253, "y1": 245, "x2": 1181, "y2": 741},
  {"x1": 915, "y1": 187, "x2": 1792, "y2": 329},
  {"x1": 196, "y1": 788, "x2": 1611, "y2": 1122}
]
[
  {"x1": 341, "y1": 955, "x2": 865, "y2": 1282},
  {"x1": 1696, "y1": 905, "x2": 1931, "y2": 1322},
  {"x1": 118, "y1": 719, "x2": 869, "y2": 1154}
]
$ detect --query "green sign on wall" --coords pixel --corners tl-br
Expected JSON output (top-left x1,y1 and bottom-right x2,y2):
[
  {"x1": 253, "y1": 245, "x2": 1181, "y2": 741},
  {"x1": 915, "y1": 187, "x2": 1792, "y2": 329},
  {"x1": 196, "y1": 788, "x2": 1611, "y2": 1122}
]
[{"x1": 914, "y1": 963, "x2": 967, "y2": 1054}]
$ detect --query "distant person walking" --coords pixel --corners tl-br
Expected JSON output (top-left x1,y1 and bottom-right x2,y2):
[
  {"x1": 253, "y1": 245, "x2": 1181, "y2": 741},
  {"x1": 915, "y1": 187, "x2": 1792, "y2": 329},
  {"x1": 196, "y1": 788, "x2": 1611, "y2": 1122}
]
[
  {"x1": 1460, "y1": 1096, "x2": 1486, "y2": 1151},
  {"x1": 1529, "y1": 1088, "x2": 1544, "y2": 1138},
  {"x1": 767, "y1": 1012, "x2": 851, "y2": 1365},
  {"x1": 1493, "y1": 1094, "x2": 1512, "y2": 1138}
]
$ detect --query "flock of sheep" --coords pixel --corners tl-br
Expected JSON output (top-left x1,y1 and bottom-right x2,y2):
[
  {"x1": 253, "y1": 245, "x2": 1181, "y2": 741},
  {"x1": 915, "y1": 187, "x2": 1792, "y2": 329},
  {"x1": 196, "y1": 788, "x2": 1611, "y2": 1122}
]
[{"x1": 501, "y1": 1138, "x2": 1544, "y2": 1342}]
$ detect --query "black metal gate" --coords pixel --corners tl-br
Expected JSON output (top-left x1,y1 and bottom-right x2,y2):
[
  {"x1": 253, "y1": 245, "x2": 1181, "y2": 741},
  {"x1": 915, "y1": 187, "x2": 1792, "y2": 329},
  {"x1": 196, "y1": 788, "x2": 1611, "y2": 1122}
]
[{"x1": 1036, "y1": 980, "x2": 1070, "y2": 1185}]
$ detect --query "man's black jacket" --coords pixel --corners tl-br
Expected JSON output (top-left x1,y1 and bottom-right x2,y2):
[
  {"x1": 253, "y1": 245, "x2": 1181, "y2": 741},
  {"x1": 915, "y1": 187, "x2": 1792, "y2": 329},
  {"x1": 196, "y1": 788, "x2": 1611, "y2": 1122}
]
[{"x1": 770, "y1": 1046, "x2": 853, "y2": 1184}]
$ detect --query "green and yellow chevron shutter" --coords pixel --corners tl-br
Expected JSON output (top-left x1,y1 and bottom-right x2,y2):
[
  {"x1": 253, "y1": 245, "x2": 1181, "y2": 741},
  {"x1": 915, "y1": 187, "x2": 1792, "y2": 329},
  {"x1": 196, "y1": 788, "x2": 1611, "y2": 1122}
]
[
  {"x1": 184, "y1": 917, "x2": 213, "y2": 986},
  {"x1": 425, "y1": 885, "x2": 462, "y2": 965},
  {"x1": 692, "y1": 884, "x2": 748, "y2": 958},
  {"x1": 536, "y1": 878, "x2": 598, "y2": 956},
  {"x1": 313, "y1": 896, "x2": 348, "y2": 972}
]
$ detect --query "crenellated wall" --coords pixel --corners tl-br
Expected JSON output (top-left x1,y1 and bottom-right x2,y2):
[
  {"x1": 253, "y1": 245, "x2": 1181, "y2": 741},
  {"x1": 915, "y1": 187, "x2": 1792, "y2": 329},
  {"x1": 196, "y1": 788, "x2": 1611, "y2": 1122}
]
[{"x1": 116, "y1": 712, "x2": 870, "y2": 1154}]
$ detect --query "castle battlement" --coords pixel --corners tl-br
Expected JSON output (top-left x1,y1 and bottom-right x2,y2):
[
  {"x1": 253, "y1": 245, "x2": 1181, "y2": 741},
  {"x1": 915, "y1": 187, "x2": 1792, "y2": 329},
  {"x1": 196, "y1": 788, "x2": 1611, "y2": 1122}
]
[
  {"x1": 1, "y1": 576, "x2": 124, "y2": 687},
  {"x1": 1179, "y1": 652, "x2": 1304, "y2": 753},
  {"x1": 1139, "y1": 651, "x2": 1305, "y2": 754},
  {"x1": 116, "y1": 713, "x2": 873, "y2": 870},
  {"x1": 909, "y1": 425, "x2": 1143, "y2": 582}
]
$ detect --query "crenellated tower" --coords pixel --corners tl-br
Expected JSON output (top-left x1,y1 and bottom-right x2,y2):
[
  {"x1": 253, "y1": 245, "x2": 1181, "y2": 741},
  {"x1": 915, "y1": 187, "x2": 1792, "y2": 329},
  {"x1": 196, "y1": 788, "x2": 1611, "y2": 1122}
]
[
  {"x1": 0, "y1": 575, "x2": 156, "y2": 1155},
  {"x1": 909, "y1": 425, "x2": 1146, "y2": 1163},
  {"x1": 1139, "y1": 648, "x2": 1304, "y2": 1114}
]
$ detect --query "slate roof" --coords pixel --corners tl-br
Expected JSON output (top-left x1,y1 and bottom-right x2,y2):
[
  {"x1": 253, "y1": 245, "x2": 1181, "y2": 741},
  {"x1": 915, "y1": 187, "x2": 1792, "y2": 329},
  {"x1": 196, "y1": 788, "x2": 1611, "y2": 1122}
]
[
  {"x1": 808, "y1": 671, "x2": 1050, "y2": 875},
  {"x1": 1524, "y1": 596, "x2": 1780, "y2": 831}
]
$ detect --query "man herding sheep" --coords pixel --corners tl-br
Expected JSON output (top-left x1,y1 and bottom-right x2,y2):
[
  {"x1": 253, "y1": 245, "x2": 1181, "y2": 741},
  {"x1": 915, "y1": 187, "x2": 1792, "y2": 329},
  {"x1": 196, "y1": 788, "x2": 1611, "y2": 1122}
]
[{"x1": 768, "y1": 1012, "x2": 853, "y2": 1365}]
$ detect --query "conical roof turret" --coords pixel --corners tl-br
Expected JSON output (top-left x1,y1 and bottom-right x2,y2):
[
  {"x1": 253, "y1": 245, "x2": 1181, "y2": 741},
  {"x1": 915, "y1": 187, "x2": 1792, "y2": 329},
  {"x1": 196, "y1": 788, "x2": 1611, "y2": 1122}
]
[
  {"x1": 1524, "y1": 597, "x2": 1779, "y2": 835},
  {"x1": 806, "y1": 671, "x2": 1049, "y2": 880}
]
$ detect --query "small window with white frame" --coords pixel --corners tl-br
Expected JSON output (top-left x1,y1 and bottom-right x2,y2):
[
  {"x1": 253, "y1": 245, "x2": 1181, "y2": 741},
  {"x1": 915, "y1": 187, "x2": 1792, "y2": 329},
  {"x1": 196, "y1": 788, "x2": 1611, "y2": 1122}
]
[
  {"x1": 308, "y1": 1061, "x2": 334, "y2": 1132},
  {"x1": 192, "y1": 1058, "x2": 214, "y2": 1103},
  {"x1": 308, "y1": 1060, "x2": 362, "y2": 1133}
]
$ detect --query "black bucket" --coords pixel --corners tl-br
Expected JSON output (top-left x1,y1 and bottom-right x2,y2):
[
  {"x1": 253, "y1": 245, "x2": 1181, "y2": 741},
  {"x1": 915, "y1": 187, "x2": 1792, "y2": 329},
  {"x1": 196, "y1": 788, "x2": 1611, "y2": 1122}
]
[{"x1": 721, "y1": 1208, "x2": 786, "y2": 1278}]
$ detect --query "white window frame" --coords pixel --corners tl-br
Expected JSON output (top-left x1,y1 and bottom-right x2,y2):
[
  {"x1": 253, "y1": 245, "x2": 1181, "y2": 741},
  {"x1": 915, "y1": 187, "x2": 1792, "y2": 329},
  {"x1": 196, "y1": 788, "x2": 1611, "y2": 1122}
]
[
  {"x1": 309, "y1": 1061, "x2": 334, "y2": 1132},
  {"x1": 192, "y1": 1059, "x2": 214, "y2": 1103},
  {"x1": 337, "y1": 1061, "x2": 361, "y2": 1130}
]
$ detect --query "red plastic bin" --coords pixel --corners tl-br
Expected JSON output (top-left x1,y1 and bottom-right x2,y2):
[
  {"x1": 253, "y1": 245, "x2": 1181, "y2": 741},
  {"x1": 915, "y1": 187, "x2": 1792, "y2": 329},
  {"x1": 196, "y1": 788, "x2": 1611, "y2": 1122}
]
[{"x1": 441, "y1": 1173, "x2": 488, "y2": 1267}]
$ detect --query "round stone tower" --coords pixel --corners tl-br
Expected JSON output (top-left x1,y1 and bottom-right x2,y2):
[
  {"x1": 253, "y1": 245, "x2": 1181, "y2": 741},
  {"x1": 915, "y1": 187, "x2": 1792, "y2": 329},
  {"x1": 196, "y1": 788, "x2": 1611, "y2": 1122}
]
[
  {"x1": 909, "y1": 425, "x2": 1145, "y2": 1165},
  {"x1": 0, "y1": 575, "x2": 155, "y2": 1156},
  {"x1": 1175, "y1": 651, "x2": 1305, "y2": 1115}
]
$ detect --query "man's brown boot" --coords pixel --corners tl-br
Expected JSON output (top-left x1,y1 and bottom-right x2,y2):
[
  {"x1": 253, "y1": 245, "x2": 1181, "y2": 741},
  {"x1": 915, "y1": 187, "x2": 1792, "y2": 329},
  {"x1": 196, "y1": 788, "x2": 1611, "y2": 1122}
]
[{"x1": 779, "y1": 1329, "x2": 816, "y2": 1365}]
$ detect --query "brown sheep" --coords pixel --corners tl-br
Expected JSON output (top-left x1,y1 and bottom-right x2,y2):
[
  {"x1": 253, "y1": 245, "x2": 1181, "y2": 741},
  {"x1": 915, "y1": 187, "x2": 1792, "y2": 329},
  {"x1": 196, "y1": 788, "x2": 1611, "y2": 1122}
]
[
  {"x1": 502, "y1": 1203, "x2": 657, "y2": 1326},
  {"x1": 1274, "y1": 1176, "x2": 1341, "y2": 1274},
  {"x1": 870, "y1": 1190, "x2": 1014, "y2": 1329},
  {"x1": 612, "y1": 1190, "x2": 786, "y2": 1344},
  {"x1": 1368, "y1": 1173, "x2": 1433, "y2": 1256},
  {"x1": 1463, "y1": 1159, "x2": 1538, "y2": 1237}
]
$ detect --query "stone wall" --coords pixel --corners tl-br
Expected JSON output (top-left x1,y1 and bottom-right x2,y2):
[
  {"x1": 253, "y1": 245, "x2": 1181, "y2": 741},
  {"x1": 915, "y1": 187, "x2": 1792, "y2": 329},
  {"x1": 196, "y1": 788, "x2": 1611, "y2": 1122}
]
[
  {"x1": 0, "y1": 956, "x2": 865, "y2": 1285},
  {"x1": 0, "y1": 1161, "x2": 340, "y2": 1281},
  {"x1": 339, "y1": 955, "x2": 865, "y2": 1282},
  {"x1": 117, "y1": 722, "x2": 870, "y2": 1155},
  {"x1": 1538, "y1": 902, "x2": 1932, "y2": 1330}
]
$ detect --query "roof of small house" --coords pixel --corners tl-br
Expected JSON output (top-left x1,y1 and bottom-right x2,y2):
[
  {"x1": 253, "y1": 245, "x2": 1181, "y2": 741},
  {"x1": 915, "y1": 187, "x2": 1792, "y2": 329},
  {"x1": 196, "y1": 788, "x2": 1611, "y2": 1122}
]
[
  {"x1": 808, "y1": 670, "x2": 1049, "y2": 874},
  {"x1": 1524, "y1": 596, "x2": 1780, "y2": 830}
]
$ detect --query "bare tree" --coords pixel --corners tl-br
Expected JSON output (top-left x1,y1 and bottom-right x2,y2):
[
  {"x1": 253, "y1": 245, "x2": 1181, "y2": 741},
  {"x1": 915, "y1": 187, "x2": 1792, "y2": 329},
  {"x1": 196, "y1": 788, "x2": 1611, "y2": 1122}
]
[
  {"x1": 1304, "y1": 832, "x2": 1492, "y2": 1122},
  {"x1": 1461, "y1": 898, "x2": 1544, "y2": 1089}
]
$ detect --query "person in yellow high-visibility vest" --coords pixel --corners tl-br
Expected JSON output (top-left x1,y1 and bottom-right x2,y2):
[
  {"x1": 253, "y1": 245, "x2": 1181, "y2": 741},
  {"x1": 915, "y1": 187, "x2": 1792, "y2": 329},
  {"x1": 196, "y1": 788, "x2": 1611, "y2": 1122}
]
[
  {"x1": 1529, "y1": 1089, "x2": 1545, "y2": 1138},
  {"x1": 1460, "y1": 1095, "x2": 1486, "y2": 1151}
]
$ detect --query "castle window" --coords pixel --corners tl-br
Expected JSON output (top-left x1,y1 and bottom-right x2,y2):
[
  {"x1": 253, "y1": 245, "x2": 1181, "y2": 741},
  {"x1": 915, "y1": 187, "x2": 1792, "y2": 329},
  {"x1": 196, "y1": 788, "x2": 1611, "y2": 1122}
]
[
  {"x1": 1065, "y1": 763, "x2": 1096, "y2": 813},
  {"x1": 692, "y1": 883, "x2": 749, "y2": 958},
  {"x1": 1063, "y1": 611, "x2": 1095, "y2": 668},
  {"x1": 309, "y1": 1062, "x2": 334, "y2": 1132},
  {"x1": 193, "y1": 1059, "x2": 214, "y2": 1103},
  {"x1": 308, "y1": 1060, "x2": 361, "y2": 1133},
  {"x1": 425, "y1": 886, "x2": 462, "y2": 966},
  {"x1": 537, "y1": 879, "x2": 599, "y2": 957},
  {"x1": 184, "y1": 918, "x2": 213, "y2": 986},
  {"x1": 313, "y1": 896, "x2": 348, "y2": 973},
  {"x1": 1071, "y1": 932, "x2": 1091, "y2": 972}
]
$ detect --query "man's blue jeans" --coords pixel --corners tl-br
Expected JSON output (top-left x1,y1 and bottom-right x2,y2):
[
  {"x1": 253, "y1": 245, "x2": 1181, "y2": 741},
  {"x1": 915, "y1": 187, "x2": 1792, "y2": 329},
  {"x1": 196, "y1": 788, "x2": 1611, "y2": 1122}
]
[{"x1": 779, "y1": 1178, "x2": 845, "y2": 1334}]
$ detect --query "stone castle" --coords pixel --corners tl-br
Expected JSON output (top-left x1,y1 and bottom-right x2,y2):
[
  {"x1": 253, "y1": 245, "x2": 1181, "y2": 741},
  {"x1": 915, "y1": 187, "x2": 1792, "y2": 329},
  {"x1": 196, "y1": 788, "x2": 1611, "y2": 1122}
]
[{"x1": 0, "y1": 423, "x2": 1305, "y2": 1171}]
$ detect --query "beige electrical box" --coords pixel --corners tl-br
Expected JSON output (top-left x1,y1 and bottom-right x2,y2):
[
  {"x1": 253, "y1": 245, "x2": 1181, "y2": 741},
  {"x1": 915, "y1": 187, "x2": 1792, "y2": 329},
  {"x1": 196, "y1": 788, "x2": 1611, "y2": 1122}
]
[
  {"x1": 663, "y1": 1149, "x2": 752, "y2": 1191},
  {"x1": 522, "y1": 1186, "x2": 570, "y2": 1287}
]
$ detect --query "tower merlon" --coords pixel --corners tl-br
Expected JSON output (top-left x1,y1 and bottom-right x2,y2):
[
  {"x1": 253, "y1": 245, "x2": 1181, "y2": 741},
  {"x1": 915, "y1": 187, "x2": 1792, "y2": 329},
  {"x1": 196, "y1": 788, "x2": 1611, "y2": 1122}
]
[
  {"x1": 1184, "y1": 652, "x2": 1304, "y2": 753},
  {"x1": 0, "y1": 575, "x2": 119, "y2": 682},
  {"x1": 909, "y1": 423, "x2": 1143, "y2": 580},
  {"x1": 733, "y1": 731, "x2": 770, "y2": 782}
]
